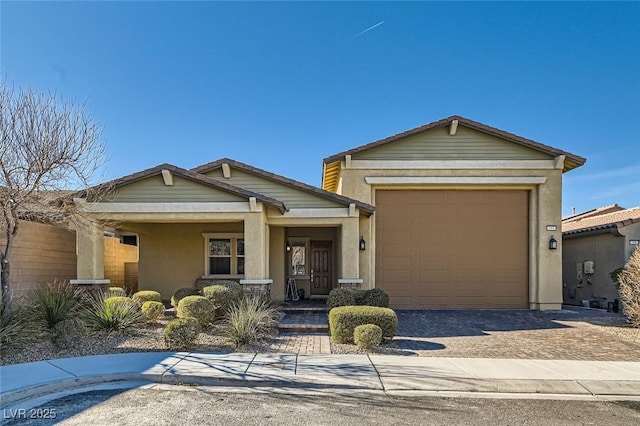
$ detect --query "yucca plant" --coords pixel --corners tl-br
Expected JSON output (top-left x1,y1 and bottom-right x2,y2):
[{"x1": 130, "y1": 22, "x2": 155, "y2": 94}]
[
  {"x1": 81, "y1": 292, "x2": 144, "y2": 333},
  {"x1": 224, "y1": 296, "x2": 280, "y2": 346},
  {"x1": 33, "y1": 280, "x2": 80, "y2": 329}
]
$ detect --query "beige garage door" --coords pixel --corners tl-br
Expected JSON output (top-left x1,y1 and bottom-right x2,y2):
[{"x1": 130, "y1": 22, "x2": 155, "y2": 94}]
[{"x1": 376, "y1": 190, "x2": 529, "y2": 308}]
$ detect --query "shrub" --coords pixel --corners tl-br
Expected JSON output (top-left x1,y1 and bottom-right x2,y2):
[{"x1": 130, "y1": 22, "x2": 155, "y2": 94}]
[
  {"x1": 618, "y1": 249, "x2": 640, "y2": 327},
  {"x1": 142, "y1": 301, "x2": 165, "y2": 322},
  {"x1": 82, "y1": 293, "x2": 144, "y2": 333},
  {"x1": 32, "y1": 280, "x2": 80, "y2": 329},
  {"x1": 171, "y1": 287, "x2": 200, "y2": 308},
  {"x1": 329, "y1": 306, "x2": 398, "y2": 344},
  {"x1": 203, "y1": 285, "x2": 243, "y2": 316},
  {"x1": 164, "y1": 317, "x2": 200, "y2": 349},
  {"x1": 224, "y1": 296, "x2": 280, "y2": 346},
  {"x1": 212, "y1": 280, "x2": 244, "y2": 300},
  {"x1": 354, "y1": 324, "x2": 383, "y2": 349},
  {"x1": 0, "y1": 296, "x2": 45, "y2": 349},
  {"x1": 177, "y1": 295, "x2": 215, "y2": 326},
  {"x1": 132, "y1": 290, "x2": 162, "y2": 306},
  {"x1": 353, "y1": 290, "x2": 367, "y2": 306},
  {"x1": 106, "y1": 287, "x2": 127, "y2": 297},
  {"x1": 327, "y1": 288, "x2": 355, "y2": 309},
  {"x1": 362, "y1": 289, "x2": 390, "y2": 308}
]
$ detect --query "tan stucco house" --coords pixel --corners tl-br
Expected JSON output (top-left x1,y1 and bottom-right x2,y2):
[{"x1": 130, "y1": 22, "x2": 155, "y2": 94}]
[
  {"x1": 562, "y1": 205, "x2": 640, "y2": 307},
  {"x1": 72, "y1": 115, "x2": 585, "y2": 310}
]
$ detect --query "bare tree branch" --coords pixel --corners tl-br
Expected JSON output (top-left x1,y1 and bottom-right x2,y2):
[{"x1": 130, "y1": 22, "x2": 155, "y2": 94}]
[{"x1": 0, "y1": 83, "x2": 109, "y2": 310}]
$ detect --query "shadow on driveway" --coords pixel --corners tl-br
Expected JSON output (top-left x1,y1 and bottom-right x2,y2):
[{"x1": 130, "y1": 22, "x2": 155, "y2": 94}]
[{"x1": 395, "y1": 307, "x2": 624, "y2": 339}]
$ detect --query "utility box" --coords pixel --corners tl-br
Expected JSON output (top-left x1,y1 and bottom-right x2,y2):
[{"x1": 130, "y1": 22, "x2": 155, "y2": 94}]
[{"x1": 584, "y1": 261, "x2": 595, "y2": 274}]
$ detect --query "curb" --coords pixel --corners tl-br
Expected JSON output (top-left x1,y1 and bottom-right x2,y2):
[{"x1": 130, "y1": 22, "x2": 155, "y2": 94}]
[{"x1": 3, "y1": 373, "x2": 640, "y2": 409}]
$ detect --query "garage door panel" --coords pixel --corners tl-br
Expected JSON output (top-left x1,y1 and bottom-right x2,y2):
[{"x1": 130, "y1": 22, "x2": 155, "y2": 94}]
[{"x1": 376, "y1": 190, "x2": 528, "y2": 309}]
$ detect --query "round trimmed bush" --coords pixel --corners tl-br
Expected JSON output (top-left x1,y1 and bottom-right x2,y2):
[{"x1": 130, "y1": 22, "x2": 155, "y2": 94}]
[
  {"x1": 203, "y1": 285, "x2": 243, "y2": 316},
  {"x1": 212, "y1": 280, "x2": 244, "y2": 299},
  {"x1": 329, "y1": 306, "x2": 398, "y2": 344},
  {"x1": 132, "y1": 290, "x2": 162, "y2": 306},
  {"x1": 105, "y1": 296, "x2": 138, "y2": 312},
  {"x1": 164, "y1": 317, "x2": 200, "y2": 349},
  {"x1": 141, "y1": 301, "x2": 165, "y2": 322},
  {"x1": 353, "y1": 290, "x2": 367, "y2": 306},
  {"x1": 363, "y1": 289, "x2": 390, "y2": 308},
  {"x1": 354, "y1": 324, "x2": 383, "y2": 349},
  {"x1": 106, "y1": 287, "x2": 126, "y2": 297},
  {"x1": 327, "y1": 288, "x2": 355, "y2": 309},
  {"x1": 177, "y1": 295, "x2": 215, "y2": 326},
  {"x1": 171, "y1": 287, "x2": 200, "y2": 308}
]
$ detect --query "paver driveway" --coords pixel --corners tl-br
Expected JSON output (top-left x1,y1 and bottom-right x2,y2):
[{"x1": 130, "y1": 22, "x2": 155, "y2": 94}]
[{"x1": 389, "y1": 308, "x2": 640, "y2": 361}]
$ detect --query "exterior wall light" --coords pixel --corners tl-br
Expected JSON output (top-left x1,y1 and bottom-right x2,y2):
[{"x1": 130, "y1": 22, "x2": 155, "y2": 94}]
[
  {"x1": 286, "y1": 242, "x2": 291, "y2": 252},
  {"x1": 359, "y1": 236, "x2": 366, "y2": 251},
  {"x1": 549, "y1": 236, "x2": 558, "y2": 250}
]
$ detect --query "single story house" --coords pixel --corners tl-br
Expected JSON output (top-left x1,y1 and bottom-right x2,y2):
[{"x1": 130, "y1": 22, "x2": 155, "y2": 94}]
[
  {"x1": 72, "y1": 115, "x2": 585, "y2": 310},
  {"x1": 562, "y1": 205, "x2": 640, "y2": 307}
]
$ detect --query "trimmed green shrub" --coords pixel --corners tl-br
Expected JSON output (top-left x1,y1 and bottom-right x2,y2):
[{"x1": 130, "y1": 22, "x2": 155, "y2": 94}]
[
  {"x1": 164, "y1": 317, "x2": 200, "y2": 349},
  {"x1": 203, "y1": 285, "x2": 243, "y2": 316},
  {"x1": 354, "y1": 324, "x2": 383, "y2": 349},
  {"x1": 362, "y1": 289, "x2": 390, "y2": 308},
  {"x1": 224, "y1": 296, "x2": 280, "y2": 346},
  {"x1": 106, "y1": 287, "x2": 127, "y2": 297},
  {"x1": 327, "y1": 288, "x2": 355, "y2": 309},
  {"x1": 353, "y1": 289, "x2": 367, "y2": 306},
  {"x1": 177, "y1": 295, "x2": 215, "y2": 326},
  {"x1": 33, "y1": 280, "x2": 80, "y2": 329},
  {"x1": 142, "y1": 301, "x2": 165, "y2": 322},
  {"x1": 212, "y1": 280, "x2": 244, "y2": 300},
  {"x1": 82, "y1": 293, "x2": 144, "y2": 333},
  {"x1": 171, "y1": 287, "x2": 200, "y2": 308},
  {"x1": 132, "y1": 290, "x2": 162, "y2": 306},
  {"x1": 329, "y1": 306, "x2": 398, "y2": 344}
]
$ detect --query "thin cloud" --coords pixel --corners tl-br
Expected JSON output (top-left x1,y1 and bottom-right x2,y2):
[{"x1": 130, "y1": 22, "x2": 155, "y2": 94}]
[{"x1": 352, "y1": 21, "x2": 384, "y2": 39}]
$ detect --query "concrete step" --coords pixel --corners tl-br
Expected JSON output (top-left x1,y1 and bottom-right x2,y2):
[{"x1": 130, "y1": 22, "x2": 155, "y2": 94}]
[
  {"x1": 278, "y1": 313, "x2": 329, "y2": 333},
  {"x1": 281, "y1": 307, "x2": 329, "y2": 315}
]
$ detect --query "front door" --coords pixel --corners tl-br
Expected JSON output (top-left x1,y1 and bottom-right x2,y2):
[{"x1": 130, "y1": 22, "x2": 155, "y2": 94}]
[{"x1": 310, "y1": 241, "x2": 332, "y2": 296}]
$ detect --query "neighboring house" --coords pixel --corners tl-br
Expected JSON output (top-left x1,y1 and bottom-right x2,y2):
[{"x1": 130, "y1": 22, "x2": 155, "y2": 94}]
[
  {"x1": 562, "y1": 205, "x2": 640, "y2": 307},
  {"x1": 72, "y1": 115, "x2": 585, "y2": 310}
]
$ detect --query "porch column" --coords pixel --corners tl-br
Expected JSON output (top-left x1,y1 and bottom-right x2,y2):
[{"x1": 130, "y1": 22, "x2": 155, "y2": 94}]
[
  {"x1": 72, "y1": 219, "x2": 109, "y2": 287},
  {"x1": 243, "y1": 212, "x2": 267, "y2": 279},
  {"x1": 340, "y1": 217, "x2": 360, "y2": 279}
]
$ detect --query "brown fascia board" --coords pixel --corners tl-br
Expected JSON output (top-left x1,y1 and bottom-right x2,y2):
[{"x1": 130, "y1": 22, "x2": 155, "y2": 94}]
[
  {"x1": 192, "y1": 158, "x2": 375, "y2": 216},
  {"x1": 73, "y1": 163, "x2": 288, "y2": 214},
  {"x1": 322, "y1": 115, "x2": 587, "y2": 172}
]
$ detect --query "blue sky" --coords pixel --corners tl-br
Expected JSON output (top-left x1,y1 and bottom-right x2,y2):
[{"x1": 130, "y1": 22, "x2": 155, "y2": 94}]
[{"x1": 1, "y1": 1, "x2": 638, "y2": 217}]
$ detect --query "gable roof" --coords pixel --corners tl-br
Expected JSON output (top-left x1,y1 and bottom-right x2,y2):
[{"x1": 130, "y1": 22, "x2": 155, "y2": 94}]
[
  {"x1": 323, "y1": 115, "x2": 587, "y2": 172},
  {"x1": 562, "y1": 205, "x2": 640, "y2": 235},
  {"x1": 74, "y1": 163, "x2": 288, "y2": 213},
  {"x1": 192, "y1": 158, "x2": 375, "y2": 215}
]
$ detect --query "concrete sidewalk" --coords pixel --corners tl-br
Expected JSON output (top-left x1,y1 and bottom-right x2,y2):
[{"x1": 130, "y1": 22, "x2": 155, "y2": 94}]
[{"x1": 2, "y1": 352, "x2": 640, "y2": 408}]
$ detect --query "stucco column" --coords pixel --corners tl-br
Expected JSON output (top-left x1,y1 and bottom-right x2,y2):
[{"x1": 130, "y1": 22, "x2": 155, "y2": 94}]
[
  {"x1": 340, "y1": 217, "x2": 360, "y2": 279},
  {"x1": 243, "y1": 212, "x2": 266, "y2": 279},
  {"x1": 534, "y1": 170, "x2": 563, "y2": 310},
  {"x1": 75, "y1": 219, "x2": 105, "y2": 280}
]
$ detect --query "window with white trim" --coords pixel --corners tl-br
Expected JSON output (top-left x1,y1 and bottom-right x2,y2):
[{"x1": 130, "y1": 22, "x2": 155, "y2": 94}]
[{"x1": 203, "y1": 233, "x2": 244, "y2": 276}]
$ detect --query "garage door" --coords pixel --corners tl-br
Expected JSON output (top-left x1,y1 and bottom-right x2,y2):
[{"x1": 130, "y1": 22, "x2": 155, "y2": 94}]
[{"x1": 375, "y1": 190, "x2": 528, "y2": 308}]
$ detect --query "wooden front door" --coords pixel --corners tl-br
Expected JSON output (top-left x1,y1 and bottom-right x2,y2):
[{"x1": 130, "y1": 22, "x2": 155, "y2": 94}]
[{"x1": 310, "y1": 241, "x2": 332, "y2": 296}]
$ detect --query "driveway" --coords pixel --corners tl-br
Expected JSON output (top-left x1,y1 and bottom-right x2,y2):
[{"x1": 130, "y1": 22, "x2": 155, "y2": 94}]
[{"x1": 385, "y1": 308, "x2": 640, "y2": 361}]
